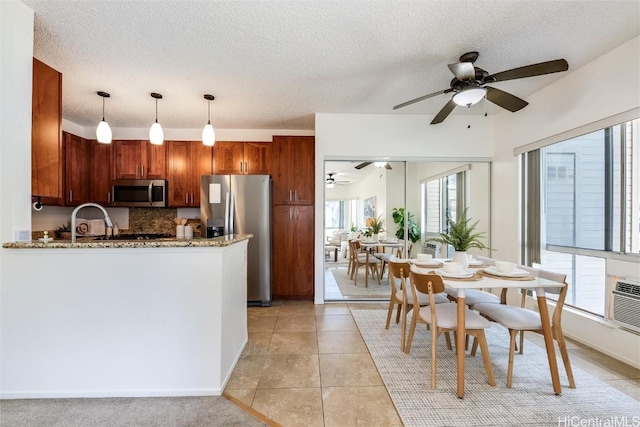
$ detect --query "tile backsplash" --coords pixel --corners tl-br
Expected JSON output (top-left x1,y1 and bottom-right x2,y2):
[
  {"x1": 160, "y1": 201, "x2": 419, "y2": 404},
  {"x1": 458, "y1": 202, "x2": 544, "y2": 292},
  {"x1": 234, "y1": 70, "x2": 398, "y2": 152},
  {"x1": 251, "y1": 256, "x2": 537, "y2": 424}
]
[{"x1": 128, "y1": 208, "x2": 178, "y2": 234}]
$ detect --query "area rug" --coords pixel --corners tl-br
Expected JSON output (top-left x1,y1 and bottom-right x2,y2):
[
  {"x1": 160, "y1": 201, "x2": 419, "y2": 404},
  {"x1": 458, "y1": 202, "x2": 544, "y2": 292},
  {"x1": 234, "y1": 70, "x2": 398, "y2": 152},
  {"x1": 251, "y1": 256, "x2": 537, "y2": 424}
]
[
  {"x1": 351, "y1": 309, "x2": 639, "y2": 427},
  {"x1": 329, "y1": 266, "x2": 390, "y2": 298}
]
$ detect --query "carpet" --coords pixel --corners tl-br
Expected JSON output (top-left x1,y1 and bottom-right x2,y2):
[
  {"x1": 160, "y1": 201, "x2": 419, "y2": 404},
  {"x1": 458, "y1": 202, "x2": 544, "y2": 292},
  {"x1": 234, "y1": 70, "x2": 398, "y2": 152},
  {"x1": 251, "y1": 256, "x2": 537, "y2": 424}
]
[
  {"x1": 351, "y1": 309, "x2": 640, "y2": 427},
  {"x1": 330, "y1": 266, "x2": 390, "y2": 298},
  {"x1": 0, "y1": 396, "x2": 267, "y2": 427}
]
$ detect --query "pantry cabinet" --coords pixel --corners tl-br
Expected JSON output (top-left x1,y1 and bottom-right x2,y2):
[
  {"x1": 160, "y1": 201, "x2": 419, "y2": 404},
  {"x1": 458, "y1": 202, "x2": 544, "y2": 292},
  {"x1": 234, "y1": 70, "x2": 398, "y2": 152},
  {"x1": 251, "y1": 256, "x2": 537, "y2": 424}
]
[
  {"x1": 166, "y1": 141, "x2": 213, "y2": 207},
  {"x1": 213, "y1": 141, "x2": 270, "y2": 175},
  {"x1": 89, "y1": 140, "x2": 113, "y2": 205},
  {"x1": 271, "y1": 136, "x2": 314, "y2": 205}
]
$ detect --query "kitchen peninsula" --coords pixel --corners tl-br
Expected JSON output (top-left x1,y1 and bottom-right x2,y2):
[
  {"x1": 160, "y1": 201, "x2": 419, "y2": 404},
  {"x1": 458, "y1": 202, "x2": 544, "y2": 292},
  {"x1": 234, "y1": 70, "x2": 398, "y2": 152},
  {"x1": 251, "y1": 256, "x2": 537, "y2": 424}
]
[{"x1": 1, "y1": 235, "x2": 251, "y2": 398}]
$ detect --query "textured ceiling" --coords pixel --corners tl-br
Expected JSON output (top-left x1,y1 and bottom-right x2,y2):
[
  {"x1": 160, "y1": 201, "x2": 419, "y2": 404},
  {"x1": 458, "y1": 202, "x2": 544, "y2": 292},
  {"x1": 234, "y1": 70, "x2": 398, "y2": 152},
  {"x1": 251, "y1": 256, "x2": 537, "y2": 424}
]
[{"x1": 22, "y1": 0, "x2": 640, "y2": 131}]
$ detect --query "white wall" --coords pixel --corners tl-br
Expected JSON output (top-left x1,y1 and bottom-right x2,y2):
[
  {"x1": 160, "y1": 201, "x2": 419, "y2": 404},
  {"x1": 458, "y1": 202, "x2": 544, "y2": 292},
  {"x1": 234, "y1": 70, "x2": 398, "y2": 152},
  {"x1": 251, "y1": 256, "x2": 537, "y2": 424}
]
[{"x1": 492, "y1": 36, "x2": 640, "y2": 368}]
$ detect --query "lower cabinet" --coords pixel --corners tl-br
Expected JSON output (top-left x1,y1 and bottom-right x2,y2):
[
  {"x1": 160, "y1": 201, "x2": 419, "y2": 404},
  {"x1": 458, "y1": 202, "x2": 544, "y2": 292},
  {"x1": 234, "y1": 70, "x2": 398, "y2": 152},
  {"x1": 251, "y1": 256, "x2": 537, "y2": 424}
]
[{"x1": 272, "y1": 205, "x2": 314, "y2": 298}]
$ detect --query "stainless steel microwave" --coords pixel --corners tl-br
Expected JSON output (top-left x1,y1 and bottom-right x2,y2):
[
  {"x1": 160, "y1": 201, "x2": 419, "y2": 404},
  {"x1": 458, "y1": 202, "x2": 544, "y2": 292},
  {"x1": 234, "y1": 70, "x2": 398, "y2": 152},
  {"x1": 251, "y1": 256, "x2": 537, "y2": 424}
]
[{"x1": 112, "y1": 179, "x2": 167, "y2": 207}]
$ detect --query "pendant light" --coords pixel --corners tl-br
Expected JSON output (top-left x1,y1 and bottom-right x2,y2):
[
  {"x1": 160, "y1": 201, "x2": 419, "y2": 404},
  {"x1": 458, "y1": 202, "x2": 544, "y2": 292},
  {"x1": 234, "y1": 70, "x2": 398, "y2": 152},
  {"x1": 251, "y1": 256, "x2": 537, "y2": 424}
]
[
  {"x1": 149, "y1": 92, "x2": 164, "y2": 145},
  {"x1": 202, "y1": 94, "x2": 216, "y2": 147},
  {"x1": 96, "y1": 91, "x2": 112, "y2": 144}
]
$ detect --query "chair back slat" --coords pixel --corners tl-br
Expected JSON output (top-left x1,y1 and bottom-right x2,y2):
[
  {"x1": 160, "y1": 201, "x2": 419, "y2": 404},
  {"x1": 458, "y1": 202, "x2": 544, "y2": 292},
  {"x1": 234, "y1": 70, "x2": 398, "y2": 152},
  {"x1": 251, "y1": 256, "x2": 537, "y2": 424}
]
[
  {"x1": 388, "y1": 260, "x2": 411, "y2": 279},
  {"x1": 409, "y1": 268, "x2": 445, "y2": 295}
]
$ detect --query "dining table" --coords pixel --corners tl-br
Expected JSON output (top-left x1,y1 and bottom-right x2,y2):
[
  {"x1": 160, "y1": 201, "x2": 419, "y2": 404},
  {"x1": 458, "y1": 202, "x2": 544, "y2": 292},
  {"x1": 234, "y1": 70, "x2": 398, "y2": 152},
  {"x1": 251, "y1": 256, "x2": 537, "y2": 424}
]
[{"x1": 415, "y1": 261, "x2": 565, "y2": 399}]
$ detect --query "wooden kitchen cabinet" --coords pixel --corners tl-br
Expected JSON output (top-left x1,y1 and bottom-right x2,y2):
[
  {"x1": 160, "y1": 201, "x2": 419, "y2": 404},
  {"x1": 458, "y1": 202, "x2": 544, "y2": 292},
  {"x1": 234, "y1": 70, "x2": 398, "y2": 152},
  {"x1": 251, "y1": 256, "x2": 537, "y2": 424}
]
[
  {"x1": 32, "y1": 58, "x2": 63, "y2": 204},
  {"x1": 271, "y1": 136, "x2": 314, "y2": 204},
  {"x1": 213, "y1": 141, "x2": 270, "y2": 175},
  {"x1": 166, "y1": 141, "x2": 212, "y2": 207},
  {"x1": 113, "y1": 140, "x2": 166, "y2": 179},
  {"x1": 63, "y1": 131, "x2": 89, "y2": 206},
  {"x1": 89, "y1": 139, "x2": 113, "y2": 205},
  {"x1": 272, "y1": 205, "x2": 315, "y2": 298}
]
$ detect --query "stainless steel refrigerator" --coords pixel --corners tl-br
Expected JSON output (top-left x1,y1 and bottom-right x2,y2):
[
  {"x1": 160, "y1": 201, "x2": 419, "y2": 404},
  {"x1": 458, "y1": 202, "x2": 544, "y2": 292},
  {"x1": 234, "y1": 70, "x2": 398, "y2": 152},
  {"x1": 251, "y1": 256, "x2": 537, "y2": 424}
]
[{"x1": 200, "y1": 174, "x2": 271, "y2": 306}]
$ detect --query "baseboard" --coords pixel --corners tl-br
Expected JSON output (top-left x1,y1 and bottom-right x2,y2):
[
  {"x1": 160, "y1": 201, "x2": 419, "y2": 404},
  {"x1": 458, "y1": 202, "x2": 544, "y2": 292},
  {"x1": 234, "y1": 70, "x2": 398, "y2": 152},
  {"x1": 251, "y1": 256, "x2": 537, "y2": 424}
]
[{"x1": 0, "y1": 388, "x2": 223, "y2": 399}]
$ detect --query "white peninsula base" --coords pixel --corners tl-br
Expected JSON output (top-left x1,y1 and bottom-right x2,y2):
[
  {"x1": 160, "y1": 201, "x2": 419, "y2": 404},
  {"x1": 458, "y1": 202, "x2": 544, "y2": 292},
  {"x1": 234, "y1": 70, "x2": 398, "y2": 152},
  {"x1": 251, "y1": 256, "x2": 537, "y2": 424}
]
[{"x1": 0, "y1": 239, "x2": 249, "y2": 398}]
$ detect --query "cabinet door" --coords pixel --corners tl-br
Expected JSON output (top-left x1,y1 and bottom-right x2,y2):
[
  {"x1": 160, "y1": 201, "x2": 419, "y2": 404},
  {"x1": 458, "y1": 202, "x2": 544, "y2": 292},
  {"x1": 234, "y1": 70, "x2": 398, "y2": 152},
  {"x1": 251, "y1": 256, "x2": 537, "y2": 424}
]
[
  {"x1": 32, "y1": 58, "x2": 63, "y2": 202},
  {"x1": 191, "y1": 143, "x2": 213, "y2": 205},
  {"x1": 271, "y1": 205, "x2": 314, "y2": 298},
  {"x1": 245, "y1": 142, "x2": 271, "y2": 175},
  {"x1": 89, "y1": 140, "x2": 113, "y2": 205},
  {"x1": 214, "y1": 142, "x2": 244, "y2": 174},
  {"x1": 166, "y1": 141, "x2": 191, "y2": 207},
  {"x1": 113, "y1": 140, "x2": 143, "y2": 179},
  {"x1": 271, "y1": 136, "x2": 315, "y2": 204},
  {"x1": 144, "y1": 142, "x2": 166, "y2": 179},
  {"x1": 64, "y1": 132, "x2": 89, "y2": 206}
]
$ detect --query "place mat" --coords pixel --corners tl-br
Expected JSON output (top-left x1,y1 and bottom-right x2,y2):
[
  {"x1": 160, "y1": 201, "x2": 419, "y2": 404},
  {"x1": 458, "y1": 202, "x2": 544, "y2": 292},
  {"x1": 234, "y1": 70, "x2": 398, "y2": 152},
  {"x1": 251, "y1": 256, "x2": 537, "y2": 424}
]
[
  {"x1": 478, "y1": 269, "x2": 536, "y2": 281},
  {"x1": 467, "y1": 262, "x2": 486, "y2": 269},
  {"x1": 428, "y1": 270, "x2": 483, "y2": 282}
]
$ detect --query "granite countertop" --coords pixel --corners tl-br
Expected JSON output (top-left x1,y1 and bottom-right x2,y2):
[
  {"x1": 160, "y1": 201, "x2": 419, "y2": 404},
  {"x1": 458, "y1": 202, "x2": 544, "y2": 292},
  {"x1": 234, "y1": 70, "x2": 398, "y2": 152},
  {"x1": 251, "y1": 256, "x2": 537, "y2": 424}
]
[{"x1": 2, "y1": 234, "x2": 252, "y2": 249}]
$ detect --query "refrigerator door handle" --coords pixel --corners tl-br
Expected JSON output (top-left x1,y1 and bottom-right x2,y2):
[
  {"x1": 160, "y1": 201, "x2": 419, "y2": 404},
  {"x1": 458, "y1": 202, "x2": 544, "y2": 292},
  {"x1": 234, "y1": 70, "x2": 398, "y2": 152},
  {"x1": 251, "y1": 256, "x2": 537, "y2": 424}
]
[
  {"x1": 229, "y1": 192, "x2": 235, "y2": 234},
  {"x1": 224, "y1": 191, "x2": 230, "y2": 235}
]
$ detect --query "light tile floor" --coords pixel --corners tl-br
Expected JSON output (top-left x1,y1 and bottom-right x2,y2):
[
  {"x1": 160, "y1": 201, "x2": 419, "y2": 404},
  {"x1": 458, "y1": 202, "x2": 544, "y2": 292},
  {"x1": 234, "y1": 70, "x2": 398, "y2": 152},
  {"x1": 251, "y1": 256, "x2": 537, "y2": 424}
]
[{"x1": 225, "y1": 300, "x2": 640, "y2": 426}]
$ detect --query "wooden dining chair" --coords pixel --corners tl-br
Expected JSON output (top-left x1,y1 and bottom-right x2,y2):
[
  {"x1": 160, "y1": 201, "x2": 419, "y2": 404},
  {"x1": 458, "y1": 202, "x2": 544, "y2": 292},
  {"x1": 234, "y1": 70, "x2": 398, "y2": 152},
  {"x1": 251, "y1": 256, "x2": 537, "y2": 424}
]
[
  {"x1": 473, "y1": 269, "x2": 575, "y2": 389},
  {"x1": 376, "y1": 242, "x2": 412, "y2": 284},
  {"x1": 406, "y1": 266, "x2": 496, "y2": 390},
  {"x1": 386, "y1": 258, "x2": 448, "y2": 351},
  {"x1": 349, "y1": 239, "x2": 381, "y2": 287}
]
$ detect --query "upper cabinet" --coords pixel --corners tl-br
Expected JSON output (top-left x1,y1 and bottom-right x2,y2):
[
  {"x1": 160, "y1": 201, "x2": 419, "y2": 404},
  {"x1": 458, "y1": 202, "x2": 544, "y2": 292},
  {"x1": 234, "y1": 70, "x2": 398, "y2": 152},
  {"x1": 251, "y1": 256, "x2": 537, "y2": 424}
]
[
  {"x1": 271, "y1": 136, "x2": 314, "y2": 205},
  {"x1": 32, "y1": 58, "x2": 63, "y2": 203},
  {"x1": 89, "y1": 139, "x2": 113, "y2": 205},
  {"x1": 213, "y1": 141, "x2": 270, "y2": 175},
  {"x1": 166, "y1": 141, "x2": 212, "y2": 207},
  {"x1": 113, "y1": 140, "x2": 166, "y2": 179},
  {"x1": 63, "y1": 131, "x2": 89, "y2": 206}
]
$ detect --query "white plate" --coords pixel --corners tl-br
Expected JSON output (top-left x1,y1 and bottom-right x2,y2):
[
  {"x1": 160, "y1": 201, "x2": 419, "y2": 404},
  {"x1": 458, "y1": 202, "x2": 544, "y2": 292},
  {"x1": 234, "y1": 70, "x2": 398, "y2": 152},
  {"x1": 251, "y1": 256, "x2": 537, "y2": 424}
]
[
  {"x1": 434, "y1": 268, "x2": 473, "y2": 279},
  {"x1": 484, "y1": 266, "x2": 529, "y2": 277},
  {"x1": 468, "y1": 259, "x2": 483, "y2": 266},
  {"x1": 410, "y1": 259, "x2": 442, "y2": 267}
]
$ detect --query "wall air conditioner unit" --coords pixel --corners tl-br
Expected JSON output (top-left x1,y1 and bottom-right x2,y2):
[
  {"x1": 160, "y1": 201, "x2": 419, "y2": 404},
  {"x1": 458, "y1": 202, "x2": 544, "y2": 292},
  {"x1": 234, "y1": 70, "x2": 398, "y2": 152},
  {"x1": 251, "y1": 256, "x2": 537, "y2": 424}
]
[{"x1": 610, "y1": 279, "x2": 640, "y2": 333}]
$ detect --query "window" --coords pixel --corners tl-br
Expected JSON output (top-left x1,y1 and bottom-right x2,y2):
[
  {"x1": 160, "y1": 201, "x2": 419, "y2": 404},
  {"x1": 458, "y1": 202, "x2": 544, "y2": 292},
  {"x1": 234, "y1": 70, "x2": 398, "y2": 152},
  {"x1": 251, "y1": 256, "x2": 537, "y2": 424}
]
[
  {"x1": 523, "y1": 118, "x2": 639, "y2": 316},
  {"x1": 324, "y1": 200, "x2": 344, "y2": 238}
]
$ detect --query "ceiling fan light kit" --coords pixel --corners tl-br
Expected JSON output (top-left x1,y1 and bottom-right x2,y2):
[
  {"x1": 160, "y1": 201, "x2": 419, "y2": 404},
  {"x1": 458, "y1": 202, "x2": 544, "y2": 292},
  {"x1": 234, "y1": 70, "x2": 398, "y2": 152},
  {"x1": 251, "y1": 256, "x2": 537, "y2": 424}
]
[
  {"x1": 393, "y1": 51, "x2": 569, "y2": 125},
  {"x1": 96, "y1": 91, "x2": 112, "y2": 144},
  {"x1": 149, "y1": 92, "x2": 164, "y2": 145},
  {"x1": 202, "y1": 94, "x2": 216, "y2": 147}
]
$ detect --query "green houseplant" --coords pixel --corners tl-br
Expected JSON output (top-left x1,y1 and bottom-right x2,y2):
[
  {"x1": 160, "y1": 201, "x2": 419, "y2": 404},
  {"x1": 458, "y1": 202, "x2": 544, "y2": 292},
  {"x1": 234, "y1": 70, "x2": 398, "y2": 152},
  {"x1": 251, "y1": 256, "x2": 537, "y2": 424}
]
[
  {"x1": 391, "y1": 208, "x2": 420, "y2": 243},
  {"x1": 367, "y1": 215, "x2": 385, "y2": 240},
  {"x1": 427, "y1": 208, "x2": 490, "y2": 265}
]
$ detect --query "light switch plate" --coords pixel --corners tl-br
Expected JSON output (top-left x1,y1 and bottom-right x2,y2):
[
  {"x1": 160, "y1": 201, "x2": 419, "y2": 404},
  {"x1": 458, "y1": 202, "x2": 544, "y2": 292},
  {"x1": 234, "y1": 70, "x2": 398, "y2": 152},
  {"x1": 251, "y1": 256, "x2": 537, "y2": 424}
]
[{"x1": 15, "y1": 230, "x2": 30, "y2": 242}]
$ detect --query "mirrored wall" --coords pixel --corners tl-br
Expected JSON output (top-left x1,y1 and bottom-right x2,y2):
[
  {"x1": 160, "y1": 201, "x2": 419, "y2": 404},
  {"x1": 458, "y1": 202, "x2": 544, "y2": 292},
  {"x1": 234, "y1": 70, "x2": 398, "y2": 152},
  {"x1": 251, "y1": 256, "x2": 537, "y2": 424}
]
[{"x1": 323, "y1": 159, "x2": 491, "y2": 301}]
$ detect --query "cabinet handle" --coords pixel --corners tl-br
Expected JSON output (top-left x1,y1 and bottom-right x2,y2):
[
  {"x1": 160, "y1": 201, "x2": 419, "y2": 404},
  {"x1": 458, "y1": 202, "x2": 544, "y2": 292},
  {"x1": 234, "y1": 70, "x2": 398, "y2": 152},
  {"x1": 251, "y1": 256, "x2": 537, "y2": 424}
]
[
  {"x1": 108, "y1": 192, "x2": 111, "y2": 203},
  {"x1": 294, "y1": 190, "x2": 298, "y2": 202},
  {"x1": 191, "y1": 193, "x2": 194, "y2": 204},
  {"x1": 141, "y1": 165, "x2": 145, "y2": 177},
  {"x1": 244, "y1": 161, "x2": 248, "y2": 173},
  {"x1": 186, "y1": 194, "x2": 189, "y2": 204},
  {"x1": 69, "y1": 190, "x2": 72, "y2": 202}
]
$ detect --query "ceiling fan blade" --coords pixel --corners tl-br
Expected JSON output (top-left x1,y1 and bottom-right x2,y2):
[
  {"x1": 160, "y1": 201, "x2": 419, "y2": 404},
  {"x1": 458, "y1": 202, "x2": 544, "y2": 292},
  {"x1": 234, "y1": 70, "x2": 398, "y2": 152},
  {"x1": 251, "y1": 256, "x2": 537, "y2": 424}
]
[
  {"x1": 385, "y1": 163, "x2": 392, "y2": 170},
  {"x1": 486, "y1": 59, "x2": 568, "y2": 83},
  {"x1": 393, "y1": 89, "x2": 449, "y2": 110},
  {"x1": 355, "y1": 162, "x2": 372, "y2": 170},
  {"x1": 485, "y1": 86, "x2": 528, "y2": 112},
  {"x1": 430, "y1": 99, "x2": 457, "y2": 125},
  {"x1": 448, "y1": 62, "x2": 475, "y2": 81}
]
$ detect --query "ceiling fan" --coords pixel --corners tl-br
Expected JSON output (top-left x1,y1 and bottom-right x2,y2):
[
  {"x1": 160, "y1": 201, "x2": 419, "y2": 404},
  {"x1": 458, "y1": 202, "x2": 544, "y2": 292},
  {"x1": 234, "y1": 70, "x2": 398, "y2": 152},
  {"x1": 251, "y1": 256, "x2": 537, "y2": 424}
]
[
  {"x1": 354, "y1": 162, "x2": 392, "y2": 170},
  {"x1": 393, "y1": 51, "x2": 569, "y2": 124},
  {"x1": 326, "y1": 173, "x2": 350, "y2": 188}
]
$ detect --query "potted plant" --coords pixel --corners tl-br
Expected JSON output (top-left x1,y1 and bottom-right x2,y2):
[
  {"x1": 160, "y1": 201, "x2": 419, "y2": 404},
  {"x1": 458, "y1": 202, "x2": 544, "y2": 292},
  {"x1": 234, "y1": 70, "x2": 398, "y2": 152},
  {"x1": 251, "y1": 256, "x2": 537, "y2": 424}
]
[
  {"x1": 427, "y1": 208, "x2": 490, "y2": 266},
  {"x1": 367, "y1": 215, "x2": 385, "y2": 241},
  {"x1": 392, "y1": 208, "x2": 420, "y2": 243}
]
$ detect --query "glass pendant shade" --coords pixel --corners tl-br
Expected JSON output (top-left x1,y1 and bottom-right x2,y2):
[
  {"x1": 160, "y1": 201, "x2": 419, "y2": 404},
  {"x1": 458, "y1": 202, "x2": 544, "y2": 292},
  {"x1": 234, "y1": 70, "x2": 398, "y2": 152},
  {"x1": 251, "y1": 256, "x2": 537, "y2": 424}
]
[
  {"x1": 452, "y1": 87, "x2": 486, "y2": 107},
  {"x1": 326, "y1": 182, "x2": 335, "y2": 189},
  {"x1": 149, "y1": 121, "x2": 164, "y2": 145},
  {"x1": 202, "y1": 94, "x2": 216, "y2": 147},
  {"x1": 202, "y1": 123, "x2": 215, "y2": 147},
  {"x1": 96, "y1": 91, "x2": 112, "y2": 144},
  {"x1": 96, "y1": 120, "x2": 112, "y2": 144},
  {"x1": 374, "y1": 161, "x2": 387, "y2": 168}
]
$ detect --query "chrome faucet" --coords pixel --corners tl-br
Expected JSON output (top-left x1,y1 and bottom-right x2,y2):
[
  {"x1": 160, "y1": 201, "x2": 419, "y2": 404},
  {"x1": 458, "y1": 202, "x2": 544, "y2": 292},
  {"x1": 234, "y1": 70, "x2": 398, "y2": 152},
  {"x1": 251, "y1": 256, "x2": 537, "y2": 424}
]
[{"x1": 71, "y1": 202, "x2": 113, "y2": 243}]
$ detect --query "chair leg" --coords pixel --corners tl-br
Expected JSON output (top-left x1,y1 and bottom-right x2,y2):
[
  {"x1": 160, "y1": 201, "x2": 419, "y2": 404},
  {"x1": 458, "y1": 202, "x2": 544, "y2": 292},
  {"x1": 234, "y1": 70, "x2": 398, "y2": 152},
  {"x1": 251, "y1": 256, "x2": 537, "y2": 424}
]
[
  {"x1": 475, "y1": 330, "x2": 496, "y2": 387},
  {"x1": 364, "y1": 263, "x2": 369, "y2": 288},
  {"x1": 519, "y1": 331, "x2": 525, "y2": 354},
  {"x1": 385, "y1": 300, "x2": 394, "y2": 330},
  {"x1": 470, "y1": 336, "x2": 479, "y2": 356},
  {"x1": 507, "y1": 329, "x2": 518, "y2": 388},
  {"x1": 555, "y1": 329, "x2": 576, "y2": 388},
  {"x1": 400, "y1": 305, "x2": 407, "y2": 352},
  {"x1": 405, "y1": 313, "x2": 418, "y2": 354},
  {"x1": 431, "y1": 325, "x2": 438, "y2": 389},
  {"x1": 395, "y1": 303, "x2": 401, "y2": 324},
  {"x1": 353, "y1": 266, "x2": 359, "y2": 286},
  {"x1": 444, "y1": 331, "x2": 452, "y2": 350}
]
